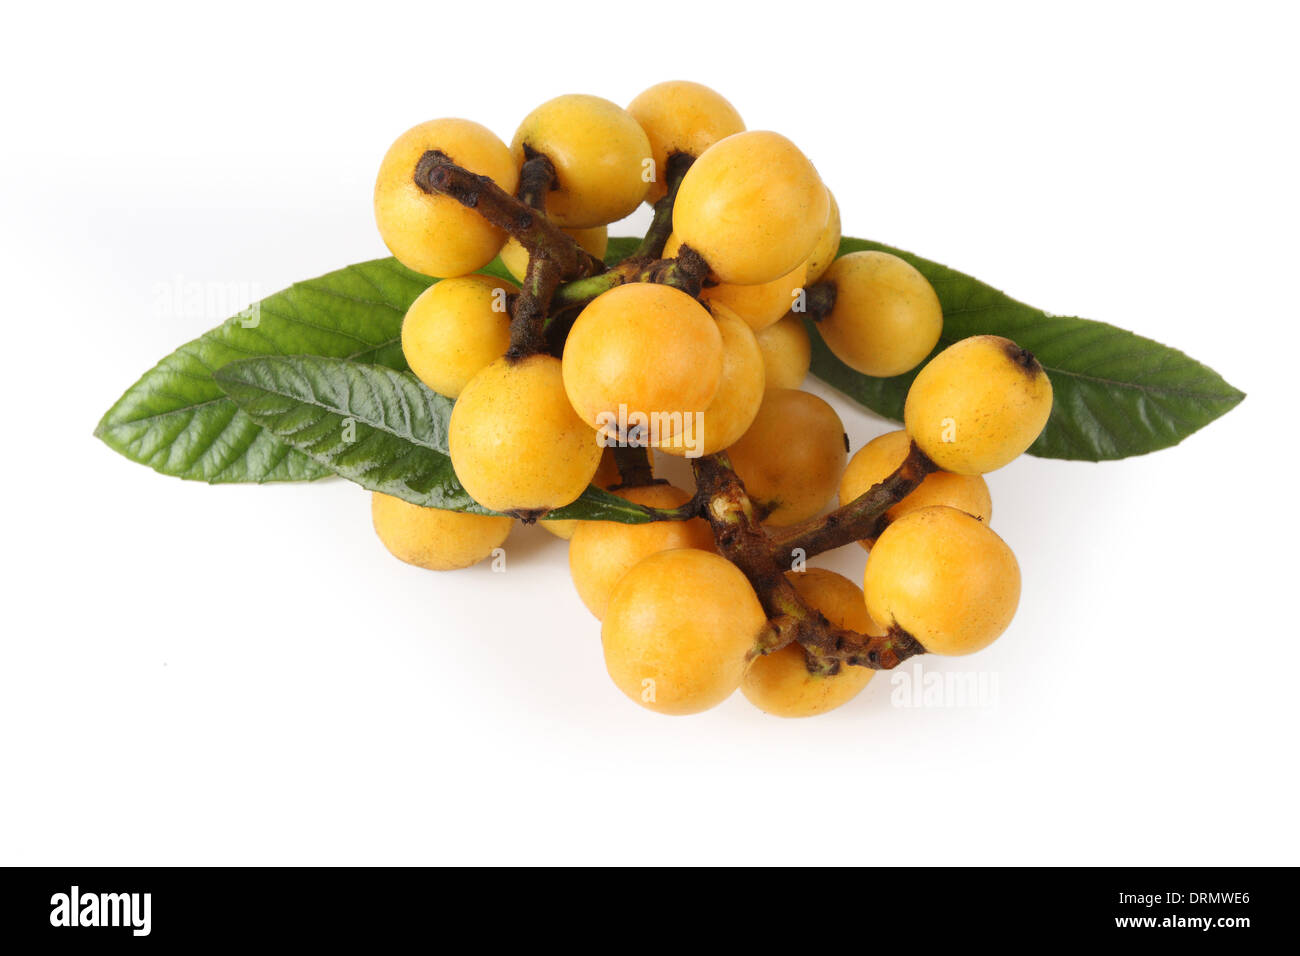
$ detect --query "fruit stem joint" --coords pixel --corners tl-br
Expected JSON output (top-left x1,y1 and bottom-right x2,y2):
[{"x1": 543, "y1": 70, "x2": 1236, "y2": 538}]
[
  {"x1": 412, "y1": 151, "x2": 602, "y2": 280},
  {"x1": 691, "y1": 453, "x2": 918, "y2": 672}
]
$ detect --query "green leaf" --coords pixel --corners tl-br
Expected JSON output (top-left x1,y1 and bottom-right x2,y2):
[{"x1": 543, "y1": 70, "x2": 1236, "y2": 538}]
[
  {"x1": 604, "y1": 235, "x2": 641, "y2": 265},
  {"x1": 213, "y1": 355, "x2": 483, "y2": 510},
  {"x1": 809, "y1": 238, "x2": 1245, "y2": 460},
  {"x1": 95, "y1": 257, "x2": 441, "y2": 482},
  {"x1": 542, "y1": 487, "x2": 672, "y2": 524},
  {"x1": 214, "y1": 355, "x2": 673, "y2": 523}
]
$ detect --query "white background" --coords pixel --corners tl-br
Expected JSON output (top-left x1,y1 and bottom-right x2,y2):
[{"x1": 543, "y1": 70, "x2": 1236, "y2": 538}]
[{"x1": 1, "y1": 1, "x2": 1296, "y2": 865}]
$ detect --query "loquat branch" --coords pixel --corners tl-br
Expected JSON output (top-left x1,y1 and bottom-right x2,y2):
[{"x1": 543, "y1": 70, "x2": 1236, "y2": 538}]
[
  {"x1": 508, "y1": 254, "x2": 562, "y2": 359},
  {"x1": 412, "y1": 150, "x2": 603, "y2": 280},
  {"x1": 412, "y1": 151, "x2": 605, "y2": 359},
  {"x1": 766, "y1": 441, "x2": 938, "y2": 561},
  {"x1": 545, "y1": 155, "x2": 707, "y2": 321},
  {"x1": 691, "y1": 454, "x2": 923, "y2": 671},
  {"x1": 547, "y1": 247, "x2": 709, "y2": 318}
]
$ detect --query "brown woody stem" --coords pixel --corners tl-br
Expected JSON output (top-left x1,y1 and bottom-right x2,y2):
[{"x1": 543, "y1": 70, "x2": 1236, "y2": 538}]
[
  {"x1": 412, "y1": 151, "x2": 606, "y2": 360},
  {"x1": 767, "y1": 441, "x2": 939, "y2": 561},
  {"x1": 692, "y1": 454, "x2": 922, "y2": 671},
  {"x1": 544, "y1": 155, "x2": 705, "y2": 322},
  {"x1": 609, "y1": 445, "x2": 657, "y2": 490},
  {"x1": 634, "y1": 152, "x2": 694, "y2": 260},
  {"x1": 515, "y1": 152, "x2": 556, "y2": 212},
  {"x1": 508, "y1": 255, "x2": 561, "y2": 358},
  {"x1": 548, "y1": 247, "x2": 709, "y2": 319},
  {"x1": 413, "y1": 150, "x2": 602, "y2": 279}
]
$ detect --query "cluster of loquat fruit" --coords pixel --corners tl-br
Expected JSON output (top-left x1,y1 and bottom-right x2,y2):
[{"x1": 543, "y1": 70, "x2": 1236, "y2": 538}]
[{"x1": 368, "y1": 81, "x2": 1053, "y2": 718}]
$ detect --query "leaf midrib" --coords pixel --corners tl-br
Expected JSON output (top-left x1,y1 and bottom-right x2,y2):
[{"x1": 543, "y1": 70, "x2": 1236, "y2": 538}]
[
  {"x1": 98, "y1": 332, "x2": 406, "y2": 433},
  {"x1": 221, "y1": 367, "x2": 443, "y2": 452}
]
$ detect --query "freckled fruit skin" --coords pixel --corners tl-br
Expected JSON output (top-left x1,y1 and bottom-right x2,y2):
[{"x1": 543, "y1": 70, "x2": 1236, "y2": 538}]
[
  {"x1": 374, "y1": 119, "x2": 518, "y2": 278},
  {"x1": 449, "y1": 355, "x2": 602, "y2": 515},
  {"x1": 500, "y1": 226, "x2": 607, "y2": 283},
  {"x1": 562, "y1": 283, "x2": 723, "y2": 443},
  {"x1": 658, "y1": 303, "x2": 765, "y2": 457},
  {"x1": 838, "y1": 430, "x2": 992, "y2": 548},
  {"x1": 568, "y1": 484, "x2": 715, "y2": 619},
  {"x1": 401, "y1": 274, "x2": 517, "y2": 398},
  {"x1": 755, "y1": 314, "x2": 812, "y2": 391},
  {"x1": 371, "y1": 492, "x2": 512, "y2": 571},
  {"x1": 803, "y1": 190, "x2": 841, "y2": 283},
  {"x1": 742, "y1": 569, "x2": 880, "y2": 718},
  {"x1": 626, "y1": 81, "x2": 745, "y2": 204},
  {"x1": 864, "y1": 506, "x2": 1020, "y2": 656},
  {"x1": 602, "y1": 549, "x2": 766, "y2": 715},
  {"x1": 904, "y1": 335, "x2": 1054, "y2": 475},
  {"x1": 726, "y1": 389, "x2": 847, "y2": 526},
  {"x1": 540, "y1": 449, "x2": 621, "y2": 539},
  {"x1": 818, "y1": 251, "x2": 943, "y2": 377},
  {"x1": 674, "y1": 131, "x2": 828, "y2": 286},
  {"x1": 511, "y1": 94, "x2": 651, "y2": 228}
]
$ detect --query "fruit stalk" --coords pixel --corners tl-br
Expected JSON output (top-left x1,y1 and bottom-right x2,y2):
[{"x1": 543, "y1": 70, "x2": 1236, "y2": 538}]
[
  {"x1": 692, "y1": 454, "x2": 921, "y2": 670},
  {"x1": 547, "y1": 248, "x2": 709, "y2": 317},
  {"x1": 509, "y1": 255, "x2": 562, "y2": 358},
  {"x1": 609, "y1": 445, "x2": 657, "y2": 490},
  {"x1": 633, "y1": 152, "x2": 694, "y2": 260},
  {"x1": 413, "y1": 151, "x2": 608, "y2": 360},
  {"x1": 515, "y1": 153, "x2": 557, "y2": 211},
  {"x1": 767, "y1": 441, "x2": 938, "y2": 560},
  {"x1": 412, "y1": 150, "x2": 603, "y2": 280},
  {"x1": 546, "y1": 156, "x2": 706, "y2": 317}
]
